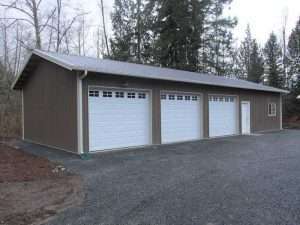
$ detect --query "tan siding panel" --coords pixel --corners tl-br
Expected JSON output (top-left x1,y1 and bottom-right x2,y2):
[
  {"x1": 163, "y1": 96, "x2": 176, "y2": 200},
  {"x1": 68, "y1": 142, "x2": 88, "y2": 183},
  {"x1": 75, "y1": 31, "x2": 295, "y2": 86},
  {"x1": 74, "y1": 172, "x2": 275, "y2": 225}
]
[{"x1": 23, "y1": 60, "x2": 78, "y2": 153}]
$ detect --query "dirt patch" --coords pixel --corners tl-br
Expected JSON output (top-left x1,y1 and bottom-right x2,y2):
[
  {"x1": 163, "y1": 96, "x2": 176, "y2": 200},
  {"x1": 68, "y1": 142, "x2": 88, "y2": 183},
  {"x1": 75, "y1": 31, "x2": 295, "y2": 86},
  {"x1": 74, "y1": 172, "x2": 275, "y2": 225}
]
[
  {"x1": 0, "y1": 144, "x2": 61, "y2": 183},
  {"x1": 0, "y1": 144, "x2": 83, "y2": 225}
]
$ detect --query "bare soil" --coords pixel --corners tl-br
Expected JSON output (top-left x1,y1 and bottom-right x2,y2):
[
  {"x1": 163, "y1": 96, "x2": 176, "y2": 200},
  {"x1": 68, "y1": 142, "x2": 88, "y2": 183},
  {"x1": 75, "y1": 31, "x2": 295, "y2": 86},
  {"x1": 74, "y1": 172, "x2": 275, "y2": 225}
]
[{"x1": 0, "y1": 144, "x2": 83, "y2": 225}]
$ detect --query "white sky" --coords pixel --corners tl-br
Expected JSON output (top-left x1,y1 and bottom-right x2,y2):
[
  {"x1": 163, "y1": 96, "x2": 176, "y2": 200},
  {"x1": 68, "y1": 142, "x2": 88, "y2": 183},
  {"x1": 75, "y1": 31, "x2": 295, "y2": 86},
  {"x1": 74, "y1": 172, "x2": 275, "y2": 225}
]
[{"x1": 79, "y1": 0, "x2": 300, "y2": 45}]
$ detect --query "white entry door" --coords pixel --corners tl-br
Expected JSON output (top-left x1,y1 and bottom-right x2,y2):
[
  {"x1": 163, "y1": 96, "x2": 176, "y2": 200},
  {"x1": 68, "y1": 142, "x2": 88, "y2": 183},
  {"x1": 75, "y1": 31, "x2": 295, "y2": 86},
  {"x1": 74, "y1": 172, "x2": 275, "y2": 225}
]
[
  {"x1": 161, "y1": 93, "x2": 202, "y2": 143},
  {"x1": 88, "y1": 89, "x2": 151, "y2": 151},
  {"x1": 209, "y1": 95, "x2": 238, "y2": 137},
  {"x1": 241, "y1": 101, "x2": 251, "y2": 134}
]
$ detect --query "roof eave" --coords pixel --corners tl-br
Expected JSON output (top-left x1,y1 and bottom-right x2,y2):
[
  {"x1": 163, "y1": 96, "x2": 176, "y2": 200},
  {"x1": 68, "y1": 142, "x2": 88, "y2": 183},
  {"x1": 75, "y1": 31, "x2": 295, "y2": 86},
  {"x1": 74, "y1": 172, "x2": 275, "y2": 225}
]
[
  {"x1": 11, "y1": 50, "x2": 77, "y2": 90},
  {"x1": 84, "y1": 68, "x2": 289, "y2": 94}
]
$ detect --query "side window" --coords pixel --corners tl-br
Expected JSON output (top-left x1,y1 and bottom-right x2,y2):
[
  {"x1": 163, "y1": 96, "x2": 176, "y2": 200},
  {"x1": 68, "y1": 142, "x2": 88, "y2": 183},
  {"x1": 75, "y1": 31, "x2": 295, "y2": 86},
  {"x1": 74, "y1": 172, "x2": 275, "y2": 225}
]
[{"x1": 268, "y1": 103, "x2": 276, "y2": 117}]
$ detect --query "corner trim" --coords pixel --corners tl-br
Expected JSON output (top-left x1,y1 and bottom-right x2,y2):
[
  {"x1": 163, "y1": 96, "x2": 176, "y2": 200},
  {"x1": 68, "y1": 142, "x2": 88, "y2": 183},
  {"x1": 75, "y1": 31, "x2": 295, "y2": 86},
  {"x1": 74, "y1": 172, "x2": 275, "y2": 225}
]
[
  {"x1": 280, "y1": 94, "x2": 283, "y2": 130},
  {"x1": 77, "y1": 72, "x2": 84, "y2": 154},
  {"x1": 22, "y1": 89, "x2": 24, "y2": 140}
]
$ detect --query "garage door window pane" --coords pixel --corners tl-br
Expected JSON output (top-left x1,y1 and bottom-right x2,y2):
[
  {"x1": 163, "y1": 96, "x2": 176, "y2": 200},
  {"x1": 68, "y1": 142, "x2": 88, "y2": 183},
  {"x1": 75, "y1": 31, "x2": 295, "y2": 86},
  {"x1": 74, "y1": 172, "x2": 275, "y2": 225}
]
[
  {"x1": 161, "y1": 94, "x2": 166, "y2": 100},
  {"x1": 89, "y1": 90, "x2": 99, "y2": 97},
  {"x1": 128, "y1": 93, "x2": 136, "y2": 98},
  {"x1": 185, "y1": 96, "x2": 191, "y2": 101},
  {"x1": 115, "y1": 92, "x2": 124, "y2": 98},
  {"x1": 177, "y1": 95, "x2": 183, "y2": 100},
  {"x1": 103, "y1": 91, "x2": 112, "y2": 97},
  {"x1": 169, "y1": 95, "x2": 175, "y2": 100},
  {"x1": 192, "y1": 96, "x2": 198, "y2": 101},
  {"x1": 138, "y1": 93, "x2": 146, "y2": 99}
]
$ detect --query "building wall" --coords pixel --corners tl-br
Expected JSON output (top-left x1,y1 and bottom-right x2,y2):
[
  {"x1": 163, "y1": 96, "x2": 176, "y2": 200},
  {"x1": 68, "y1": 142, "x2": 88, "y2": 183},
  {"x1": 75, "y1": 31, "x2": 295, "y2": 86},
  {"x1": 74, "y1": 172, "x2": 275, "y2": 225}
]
[
  {"x1": 82, "y1": 73, "x2": 281, "y2": 152},
  {"x1": 23, "y1": 59, "x2": 78, "y2": 153}
]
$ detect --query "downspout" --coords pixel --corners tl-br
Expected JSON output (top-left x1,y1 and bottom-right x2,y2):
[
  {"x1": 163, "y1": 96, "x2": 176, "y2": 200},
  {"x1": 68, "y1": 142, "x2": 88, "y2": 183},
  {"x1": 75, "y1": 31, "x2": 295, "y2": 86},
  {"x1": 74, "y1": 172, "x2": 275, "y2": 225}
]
[
  {"x1": 77, "y1": 70, "x2": 88, "y2": 156},
  {"x1": 22, "y1": 89, "x2": 24, "y2": 140},
  {"x1": 280, "y1": 93, "x2": 283, "y2": 130}
]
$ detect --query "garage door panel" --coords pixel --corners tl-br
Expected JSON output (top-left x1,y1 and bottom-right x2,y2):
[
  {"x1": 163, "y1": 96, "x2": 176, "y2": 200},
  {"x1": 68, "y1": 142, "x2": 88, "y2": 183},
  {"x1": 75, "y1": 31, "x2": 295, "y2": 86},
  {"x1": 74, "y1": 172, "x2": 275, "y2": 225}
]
[
  {"x1": 161, "y1": 93, "x2": 202, "y2": 143},
  {"x1": 209, "y1": 96, "x2": 238, "y2": 137},
  {"x1": 88, "y1": 89, "x2": 151, "y2": 151}
]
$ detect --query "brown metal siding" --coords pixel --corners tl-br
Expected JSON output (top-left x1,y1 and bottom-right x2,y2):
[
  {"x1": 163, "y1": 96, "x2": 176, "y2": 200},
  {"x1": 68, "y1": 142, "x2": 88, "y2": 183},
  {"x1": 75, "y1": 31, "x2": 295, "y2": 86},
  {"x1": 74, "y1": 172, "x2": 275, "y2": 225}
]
[
  {"x1": 82, "y1": 73, "x2": 281, "y2": 152},
  {"x1": 23, "y1": 59, "x2": 78, "y2": 153},
  {"x1": 240, "y1": 91, "x2": 281, "y2": 132}
]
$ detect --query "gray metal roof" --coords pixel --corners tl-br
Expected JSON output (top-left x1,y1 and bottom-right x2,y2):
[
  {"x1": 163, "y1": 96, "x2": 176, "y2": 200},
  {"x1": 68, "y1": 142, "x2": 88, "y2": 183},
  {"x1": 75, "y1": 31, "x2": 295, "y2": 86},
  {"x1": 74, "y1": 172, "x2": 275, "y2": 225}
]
[{"x1": 12, "y1": 49, "x2": 289, "y2": 93}]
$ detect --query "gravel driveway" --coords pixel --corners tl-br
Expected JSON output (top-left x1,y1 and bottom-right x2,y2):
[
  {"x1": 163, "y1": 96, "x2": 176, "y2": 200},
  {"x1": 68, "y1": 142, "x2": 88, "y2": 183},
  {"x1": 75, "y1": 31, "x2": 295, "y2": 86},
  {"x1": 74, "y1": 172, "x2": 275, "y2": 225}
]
[{"x1": 20, "y1": 129, "x2": 300, "y2": 225}]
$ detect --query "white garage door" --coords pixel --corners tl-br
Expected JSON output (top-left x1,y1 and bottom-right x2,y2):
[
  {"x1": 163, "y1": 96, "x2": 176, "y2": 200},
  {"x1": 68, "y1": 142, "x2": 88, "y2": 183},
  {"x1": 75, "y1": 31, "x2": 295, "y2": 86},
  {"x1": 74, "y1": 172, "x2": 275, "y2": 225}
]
[
  {"x1": 161, "y1": 93, "x2": 202, "y2": 143},
  {"x1": 88, "y1": 89, "x2": 151, "y2": 151},
  {"x1": 209, "y1": 95, "x2": 238, "y2": 137}
]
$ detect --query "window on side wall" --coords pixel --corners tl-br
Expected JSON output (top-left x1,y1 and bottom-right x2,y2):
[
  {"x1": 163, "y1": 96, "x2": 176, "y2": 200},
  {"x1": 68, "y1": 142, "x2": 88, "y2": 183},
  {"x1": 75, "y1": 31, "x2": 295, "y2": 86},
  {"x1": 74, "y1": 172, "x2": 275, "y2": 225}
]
[{"x1": 268, "y1": 103, "x2": 276, "y2": 117}]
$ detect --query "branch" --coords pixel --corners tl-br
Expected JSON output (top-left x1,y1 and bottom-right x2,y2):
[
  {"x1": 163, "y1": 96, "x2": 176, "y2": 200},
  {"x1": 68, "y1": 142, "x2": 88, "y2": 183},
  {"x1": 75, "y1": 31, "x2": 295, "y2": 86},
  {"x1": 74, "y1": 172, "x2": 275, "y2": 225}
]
[
  {"x1": 56, "y1": 13, "x2": 88, "y2": 48},
  {"x1": 0, "y1": 1, "x2": 34, "y2": 19},
  {"x1": 39, "y1": 7, "x2": 56, "y2": 33},
  {"x1": 36, "y1": 0, "x2": 43, "y2": 9},
  {"x1": 0, "y1": 17, "x2": 35, "y2": 26}
]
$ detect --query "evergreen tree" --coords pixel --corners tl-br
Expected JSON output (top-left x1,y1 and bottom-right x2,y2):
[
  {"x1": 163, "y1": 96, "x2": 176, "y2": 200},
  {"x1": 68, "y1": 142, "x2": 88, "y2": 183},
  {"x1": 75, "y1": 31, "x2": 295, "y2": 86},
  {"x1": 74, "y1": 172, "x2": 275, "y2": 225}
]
[
  {"x1": 110, "y1": 0, "x2": 154, "y2": 63},
  {"x1": 263, "y1": 32, "x2": 284, "y2": 88},
  {"x1": 110, "y1": 0, "x2": 237, "y2": 75},
  {"x1": 248, "y1": 41, "x2": 264, "y2": 83},
  {"x1": 151, "y1": 0, "x2": 204, "y2": 71},
  {"x1": 238, "y1": 26, "x2": 264, "y2": 82},
  {"x1": 288, "y1": 18, "x2": 300, "y2": 85},
  {"x1": 238, "y1": 25, "x2": 252, "y2": 79},
  {"x1": 201, "y1": 0, "x2": 237, "y2": 76}
]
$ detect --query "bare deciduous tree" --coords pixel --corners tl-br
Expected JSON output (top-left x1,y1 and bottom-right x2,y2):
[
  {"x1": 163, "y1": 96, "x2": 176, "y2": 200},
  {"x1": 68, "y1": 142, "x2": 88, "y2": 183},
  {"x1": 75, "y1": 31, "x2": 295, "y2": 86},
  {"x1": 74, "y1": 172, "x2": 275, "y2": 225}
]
[{"x1": 0, "y1": 0, "x2": 56, "y2": 49}]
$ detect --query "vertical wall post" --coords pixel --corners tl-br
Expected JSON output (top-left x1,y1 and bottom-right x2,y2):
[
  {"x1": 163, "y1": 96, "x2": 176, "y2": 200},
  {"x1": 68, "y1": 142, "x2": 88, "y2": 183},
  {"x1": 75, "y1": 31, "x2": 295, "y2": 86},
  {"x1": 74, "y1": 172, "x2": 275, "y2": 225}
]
[
  {"x1": 22, "y1": 89, "x2": 24, "y2": 140},
  {"x1": 280, "y1": 93, "x2": 283, "y2": 130},
  {"x1": 77, "y1": 73, "x2": 84, "y2": 154}
]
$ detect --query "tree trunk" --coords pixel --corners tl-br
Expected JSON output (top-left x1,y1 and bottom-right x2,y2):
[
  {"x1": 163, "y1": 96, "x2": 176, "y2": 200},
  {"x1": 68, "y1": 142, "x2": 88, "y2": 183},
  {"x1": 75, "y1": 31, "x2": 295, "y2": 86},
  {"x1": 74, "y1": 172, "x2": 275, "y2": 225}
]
[
  {"x1": 137, "y1": 0, "x2": 141, "y2": 62},
  {"x1": 31, "y1": 0, "x2": 42, "y2": 49},
  {"x1": 99, "y1": 0, "x2": 110, "y2": 57}
]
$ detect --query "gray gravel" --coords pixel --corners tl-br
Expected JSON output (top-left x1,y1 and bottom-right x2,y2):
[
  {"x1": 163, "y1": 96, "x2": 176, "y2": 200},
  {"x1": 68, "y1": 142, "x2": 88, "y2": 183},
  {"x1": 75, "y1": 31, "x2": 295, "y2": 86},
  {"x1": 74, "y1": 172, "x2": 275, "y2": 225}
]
[{"x1": 19, "y1": 130, "x2": 300, "y2": 225}]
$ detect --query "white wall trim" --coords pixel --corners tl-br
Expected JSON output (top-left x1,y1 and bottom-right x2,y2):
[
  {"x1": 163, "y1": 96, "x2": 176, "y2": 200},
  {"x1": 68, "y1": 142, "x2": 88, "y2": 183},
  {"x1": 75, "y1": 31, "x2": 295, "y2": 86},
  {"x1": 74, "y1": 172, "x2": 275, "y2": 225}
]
[
  {"x1": 77, "y1": 73, "x2": 84, "y2": 154},
  {"x1": 280, "y1": 94, "x2": 283, "y2": 130}
]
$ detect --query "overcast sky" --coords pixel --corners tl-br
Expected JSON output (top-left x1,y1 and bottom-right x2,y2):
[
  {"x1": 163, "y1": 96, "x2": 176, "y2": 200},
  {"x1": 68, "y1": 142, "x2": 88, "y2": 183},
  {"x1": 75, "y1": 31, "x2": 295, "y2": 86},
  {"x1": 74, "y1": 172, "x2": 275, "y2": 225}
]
[{"x1": 79, "y1": 0, "x2": 300, "y2": 46}]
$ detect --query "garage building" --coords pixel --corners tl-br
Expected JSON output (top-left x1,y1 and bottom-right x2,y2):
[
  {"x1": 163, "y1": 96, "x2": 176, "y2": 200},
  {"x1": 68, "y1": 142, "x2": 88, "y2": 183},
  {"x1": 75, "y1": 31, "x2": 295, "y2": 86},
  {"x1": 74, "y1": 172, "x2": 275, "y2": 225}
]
[{"x1": 12, "y1": 50, "x2": 288, "y2": 154}]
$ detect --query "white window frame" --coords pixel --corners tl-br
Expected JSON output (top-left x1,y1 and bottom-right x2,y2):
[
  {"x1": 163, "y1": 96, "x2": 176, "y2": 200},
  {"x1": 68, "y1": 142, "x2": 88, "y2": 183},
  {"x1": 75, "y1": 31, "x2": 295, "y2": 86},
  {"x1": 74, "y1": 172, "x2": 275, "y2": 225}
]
[{"x1": 268, "y1": 103, "x2": 277, "y2": 117}]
